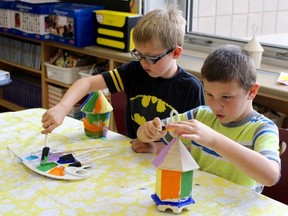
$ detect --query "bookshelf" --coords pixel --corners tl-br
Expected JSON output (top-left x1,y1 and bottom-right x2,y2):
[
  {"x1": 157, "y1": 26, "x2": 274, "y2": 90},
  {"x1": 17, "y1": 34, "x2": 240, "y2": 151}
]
[
  {"x1": 0, "y1": 33, "x2": 131, "y2": 132},
  {"x1": 0, "y1": 33, "x2": 287, "y2": 129},
  {"x1": 0, "y1": 33, "x2": 43, "y2": 111}
]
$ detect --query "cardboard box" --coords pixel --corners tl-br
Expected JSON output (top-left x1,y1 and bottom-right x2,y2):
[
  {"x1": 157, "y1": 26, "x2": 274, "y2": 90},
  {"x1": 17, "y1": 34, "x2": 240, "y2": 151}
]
[
  {"x1": 95, "y1": 10, "x2": 141, "y2": 52},
  {"x1": 49, "y1": 3, "x2": 104, "y2": 47},
  {"x1": 10, "y1": 2, "x2": 55, "y2": 40},
  {"x1": 0, "y1": 0, "x2": 13, "y2": 33}
]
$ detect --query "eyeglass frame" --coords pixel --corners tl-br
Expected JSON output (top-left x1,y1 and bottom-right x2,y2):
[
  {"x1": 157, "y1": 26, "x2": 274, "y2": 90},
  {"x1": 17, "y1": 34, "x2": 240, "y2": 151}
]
[{"x1": 130, "y1": 48, "x2": 174, "y2": 64}]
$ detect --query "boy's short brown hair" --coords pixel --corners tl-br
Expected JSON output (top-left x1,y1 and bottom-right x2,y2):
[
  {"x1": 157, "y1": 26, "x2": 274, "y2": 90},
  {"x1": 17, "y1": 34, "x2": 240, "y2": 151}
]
[
  {"x1": 133, "y1": 6, "x2": 186, "y2": 49},
  {"x1": 201, "y1": 45, "x2": 257, "y2": 92}
]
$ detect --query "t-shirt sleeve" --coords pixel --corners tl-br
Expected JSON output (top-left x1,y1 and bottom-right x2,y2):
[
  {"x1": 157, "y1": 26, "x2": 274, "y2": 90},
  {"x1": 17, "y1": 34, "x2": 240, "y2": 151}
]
[{"x1": 101, "y1": 62, "x2": 130, "y2": 94}]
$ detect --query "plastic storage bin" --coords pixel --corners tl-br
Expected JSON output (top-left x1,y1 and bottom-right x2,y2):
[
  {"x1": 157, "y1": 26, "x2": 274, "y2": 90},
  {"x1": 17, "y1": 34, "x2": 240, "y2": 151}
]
[
  {"x1": 49, "y1": 3, "x2": 104, "y2": 47},
  {"x1": 45, "y1": 62, "x2": 91, "y2": 85},
  {"x1": 95, "y1": 10, "x2": 141, "y2": 52}
]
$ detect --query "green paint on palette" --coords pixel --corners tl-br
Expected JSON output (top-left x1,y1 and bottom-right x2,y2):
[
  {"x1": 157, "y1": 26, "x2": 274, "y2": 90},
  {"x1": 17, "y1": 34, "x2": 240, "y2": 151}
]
[
  {"x1": 37, "y1": 162, "x2": 58, "y2": 172},
  {"x1": 41, "y1": 156, "x2": 48, "y2": 165}
]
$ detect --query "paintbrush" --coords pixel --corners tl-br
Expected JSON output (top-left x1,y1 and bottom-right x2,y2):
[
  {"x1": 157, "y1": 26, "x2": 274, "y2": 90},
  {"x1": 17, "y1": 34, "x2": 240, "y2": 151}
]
[
  {"x1": 51, "y1": 145, "x2": 112, "y2": 154},
  {"x1": 57, "y1": 149, "x2": 106, "y2": 164},
  {"x1": 6, "y1": 146, "x2": 22, "y2": 162},
  {"x1": 68, "y1": 153, "x2": 110, "y2": 167},
  {"x1": 40, "y1": 134, "x2": 50, "y2": 165}
]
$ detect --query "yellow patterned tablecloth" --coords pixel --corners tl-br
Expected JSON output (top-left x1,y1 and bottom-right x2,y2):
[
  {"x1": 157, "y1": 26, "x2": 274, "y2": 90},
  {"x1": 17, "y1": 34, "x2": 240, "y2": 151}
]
[{"x1": 0, "y1": 108, "x2": 287, "y2": 215}]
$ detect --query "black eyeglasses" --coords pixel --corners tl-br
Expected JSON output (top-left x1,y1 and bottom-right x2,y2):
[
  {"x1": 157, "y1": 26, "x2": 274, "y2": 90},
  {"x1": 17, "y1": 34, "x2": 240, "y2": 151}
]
[{"x1": 130, "y1": 48, "x2": 174, "y2": 64}]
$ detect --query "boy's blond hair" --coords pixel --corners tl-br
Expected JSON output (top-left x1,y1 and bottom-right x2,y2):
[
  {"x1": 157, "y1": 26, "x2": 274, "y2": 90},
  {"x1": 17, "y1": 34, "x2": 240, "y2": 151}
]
[{"x1": 133, "y1": 6, "x2": 186, "y2": 49}]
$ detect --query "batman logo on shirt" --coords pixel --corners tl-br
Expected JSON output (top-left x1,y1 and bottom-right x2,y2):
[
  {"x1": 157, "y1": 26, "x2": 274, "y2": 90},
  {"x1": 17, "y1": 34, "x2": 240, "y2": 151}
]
[{"x1": 130, "y1": 95, "x2": 175, "y2": 126}]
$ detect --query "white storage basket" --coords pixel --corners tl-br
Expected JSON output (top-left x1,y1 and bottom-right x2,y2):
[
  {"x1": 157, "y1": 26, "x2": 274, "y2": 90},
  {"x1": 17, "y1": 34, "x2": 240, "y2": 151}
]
[{"x1": 45, "y1": 63, "x2": 91, "y2": 85}]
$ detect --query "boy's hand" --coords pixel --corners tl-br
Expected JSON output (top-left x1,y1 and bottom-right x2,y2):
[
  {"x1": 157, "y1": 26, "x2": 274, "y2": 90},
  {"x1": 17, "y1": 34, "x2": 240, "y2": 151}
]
[
  {"x1": 169, "y1": 119, "x2": 217, "y2": 149},
  {"x1": 131, "y1": 139, "x2": 166, "y2": 154},
  {"x1": 137, "y1": 117, "x2": 166, "y2": 143},
  {"x1": 41, "y1": 103, "x2": 68, "y2": 134}
]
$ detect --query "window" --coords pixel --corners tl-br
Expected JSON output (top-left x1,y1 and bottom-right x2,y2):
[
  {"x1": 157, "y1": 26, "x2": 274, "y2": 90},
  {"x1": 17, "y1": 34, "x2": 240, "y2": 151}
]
[{"x1": 143, "y1": 0, "x2": 288, "y2": 69}]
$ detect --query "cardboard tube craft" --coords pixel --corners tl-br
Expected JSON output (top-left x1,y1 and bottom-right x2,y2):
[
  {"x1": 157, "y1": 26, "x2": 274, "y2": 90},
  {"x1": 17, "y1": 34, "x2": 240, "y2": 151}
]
[{"x1": 81, "y1": 90, "x2": 113, "y2": 138}]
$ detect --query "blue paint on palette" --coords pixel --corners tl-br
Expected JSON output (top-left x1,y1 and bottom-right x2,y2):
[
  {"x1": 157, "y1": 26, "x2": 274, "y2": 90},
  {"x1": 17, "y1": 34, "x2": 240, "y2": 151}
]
[{"x1": 24, "y1": 155, "x2": 38, "y2": 161}]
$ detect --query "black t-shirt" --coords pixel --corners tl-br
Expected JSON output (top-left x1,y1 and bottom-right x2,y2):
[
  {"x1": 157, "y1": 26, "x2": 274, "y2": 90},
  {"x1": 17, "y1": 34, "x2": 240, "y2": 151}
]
[{"x1": 102, "y1": 60, "x2": 205, "y2": 138}]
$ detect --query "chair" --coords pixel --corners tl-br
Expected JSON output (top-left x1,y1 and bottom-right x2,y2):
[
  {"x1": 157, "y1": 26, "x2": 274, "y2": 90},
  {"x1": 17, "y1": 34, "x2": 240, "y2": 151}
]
[
  {"x1": 111, "y1": 92, "x2": 127, "y2": 136},
  {"x1": 262, "y1": 128, "x2": 288, "y2": 204}
]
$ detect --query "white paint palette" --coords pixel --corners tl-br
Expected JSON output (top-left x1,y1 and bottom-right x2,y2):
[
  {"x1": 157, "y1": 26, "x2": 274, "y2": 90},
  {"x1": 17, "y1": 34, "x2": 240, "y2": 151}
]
[{"x1": 21, "y1": 151, "x2": 92, "y2": 180}]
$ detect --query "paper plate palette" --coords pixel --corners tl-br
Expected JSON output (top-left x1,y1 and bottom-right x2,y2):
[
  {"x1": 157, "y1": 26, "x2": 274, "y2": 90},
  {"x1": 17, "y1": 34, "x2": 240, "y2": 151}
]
[{"x1": 21, "y1": 150, "x2": 92, "y2": 180}]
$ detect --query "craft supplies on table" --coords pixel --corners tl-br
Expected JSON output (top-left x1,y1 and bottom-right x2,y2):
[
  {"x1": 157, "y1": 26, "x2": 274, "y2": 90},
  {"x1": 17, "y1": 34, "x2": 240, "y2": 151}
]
[
  {"x1": 21, "y1": 146, "x2": 111, "y2": 180},
  {"x1": 2, "y1": 108, "x2": 288, "y2": 215}
]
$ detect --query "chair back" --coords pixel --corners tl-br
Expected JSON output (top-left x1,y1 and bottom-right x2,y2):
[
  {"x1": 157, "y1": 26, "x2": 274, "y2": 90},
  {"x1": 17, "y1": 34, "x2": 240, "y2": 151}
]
[
  {"x1": 262, "y1": 128, "x2": 288, "y2": 204},
  {"x1": 111, "y1": 92, "x2": 127, "y2": 136}
]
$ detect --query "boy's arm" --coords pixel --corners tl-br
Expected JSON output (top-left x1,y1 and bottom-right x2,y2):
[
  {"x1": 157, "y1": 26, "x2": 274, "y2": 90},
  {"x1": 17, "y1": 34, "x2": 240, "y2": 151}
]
[
  {"x1": 213, "y1": 133, "x2": 280, "y2": 187},
  {"x1": 41, "y1": 75, "x2": 107, "y2": 134},
  {"x1": 169, "y1": 120, "x2": 280, "y2": 187}
]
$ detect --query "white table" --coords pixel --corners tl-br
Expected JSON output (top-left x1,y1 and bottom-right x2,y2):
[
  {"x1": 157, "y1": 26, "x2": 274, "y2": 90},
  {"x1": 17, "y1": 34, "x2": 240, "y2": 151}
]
[{"x1": 1, "y1": 108, "x2": 287, "y2": 215}]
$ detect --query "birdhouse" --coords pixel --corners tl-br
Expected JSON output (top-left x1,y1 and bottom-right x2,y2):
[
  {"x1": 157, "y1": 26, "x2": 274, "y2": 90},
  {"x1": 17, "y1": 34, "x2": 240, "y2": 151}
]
[
  {"x1": 80, "y1": 90, "x2": 113, "y2": 138},
  {"x1": 244, "y1": 35, "x2": 264, "y2": 69},
  {"x1": 151, "y1": 137, "x2": 199, "y2": 213}
]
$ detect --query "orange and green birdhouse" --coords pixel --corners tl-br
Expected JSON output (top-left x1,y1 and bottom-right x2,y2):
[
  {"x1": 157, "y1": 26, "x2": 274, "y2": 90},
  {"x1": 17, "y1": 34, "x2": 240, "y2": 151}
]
[{"x1": 151, "y1": 137, "x2": 199, "y2": 213}]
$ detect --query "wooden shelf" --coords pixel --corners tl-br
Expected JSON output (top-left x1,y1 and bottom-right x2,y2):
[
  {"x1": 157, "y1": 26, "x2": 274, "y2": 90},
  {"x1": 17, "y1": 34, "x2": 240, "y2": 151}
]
[
  {"x1": 0, "y1": 59, "x2": 42, "y2": 75},
  {"x1": 0, "y1": 99, "x2": 25, "y2": 111},
  {"x1": 44, "y1": 78, "x2": 71, "y2": 89}
]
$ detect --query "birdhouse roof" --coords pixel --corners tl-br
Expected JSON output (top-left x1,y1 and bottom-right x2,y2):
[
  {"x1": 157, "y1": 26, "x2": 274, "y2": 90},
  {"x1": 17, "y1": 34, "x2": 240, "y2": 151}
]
[
  {"x1": 80, "y1": 90, "x2": 113, "y2": 114},
  {"x1": 152, "y1": 138, "x2": 199, "y2": 172},
  {"x1": 244, "y1": 36, "x2": 264, "y2": 52}
]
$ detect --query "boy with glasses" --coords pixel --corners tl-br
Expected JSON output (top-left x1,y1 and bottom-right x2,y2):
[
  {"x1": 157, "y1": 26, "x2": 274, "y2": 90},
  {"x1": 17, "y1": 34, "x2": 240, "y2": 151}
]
[{"x1": 41, "y1": 7, "x2": 205, "y2": 153}]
